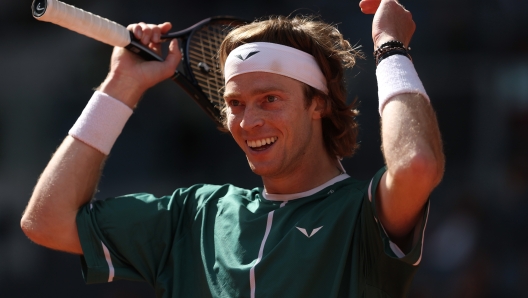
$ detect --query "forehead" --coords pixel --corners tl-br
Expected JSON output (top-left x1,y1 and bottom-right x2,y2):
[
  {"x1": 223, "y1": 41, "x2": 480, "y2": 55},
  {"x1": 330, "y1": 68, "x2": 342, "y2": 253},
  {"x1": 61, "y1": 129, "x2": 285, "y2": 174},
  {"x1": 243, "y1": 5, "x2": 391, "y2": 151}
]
[{"x1": 224, "y1": 72, "x2": 305, "y2": 97}]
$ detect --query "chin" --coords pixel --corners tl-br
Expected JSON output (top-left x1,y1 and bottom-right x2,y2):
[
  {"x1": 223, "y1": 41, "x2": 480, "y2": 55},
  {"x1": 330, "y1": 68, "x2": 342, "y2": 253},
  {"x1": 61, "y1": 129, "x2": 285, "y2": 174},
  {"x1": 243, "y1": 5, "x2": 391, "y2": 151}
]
[
  {"x1": 247, "y1": 162, "x2": 276, "y2": 177},
  {"x1": 248, "y1": 165, "x2": 267, "y2": 176}
]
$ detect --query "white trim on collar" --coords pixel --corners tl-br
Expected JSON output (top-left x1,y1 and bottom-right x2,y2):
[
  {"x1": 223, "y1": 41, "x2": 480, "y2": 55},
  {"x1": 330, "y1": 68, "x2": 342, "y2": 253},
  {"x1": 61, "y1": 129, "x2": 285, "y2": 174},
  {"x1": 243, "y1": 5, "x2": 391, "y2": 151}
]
[{"x1": 262, "y1": 174, "x2": 350, "y2": 201}]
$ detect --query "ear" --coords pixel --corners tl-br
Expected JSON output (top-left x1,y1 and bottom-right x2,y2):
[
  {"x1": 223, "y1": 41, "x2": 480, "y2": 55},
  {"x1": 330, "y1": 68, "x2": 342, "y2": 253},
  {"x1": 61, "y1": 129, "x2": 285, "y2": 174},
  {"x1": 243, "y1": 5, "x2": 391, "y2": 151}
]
[{"x1": 310, "y1": 95, "x2": 326, "y2": 120}]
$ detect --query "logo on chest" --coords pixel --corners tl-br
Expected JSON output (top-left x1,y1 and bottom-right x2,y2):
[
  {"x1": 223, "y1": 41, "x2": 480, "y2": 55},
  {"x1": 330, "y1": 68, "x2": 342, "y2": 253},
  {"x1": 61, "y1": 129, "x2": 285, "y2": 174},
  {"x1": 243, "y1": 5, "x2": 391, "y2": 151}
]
[{"x1": 296, "y1": 226, "x2": 323, "y2": 238}]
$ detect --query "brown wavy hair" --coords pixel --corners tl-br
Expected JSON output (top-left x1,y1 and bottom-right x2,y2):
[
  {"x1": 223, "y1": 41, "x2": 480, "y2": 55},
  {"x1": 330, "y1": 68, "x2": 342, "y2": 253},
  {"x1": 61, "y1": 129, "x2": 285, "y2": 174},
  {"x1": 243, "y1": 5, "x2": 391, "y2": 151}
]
[{"x1": 219, "y1": 15, "x2": 363, "y2": 158}]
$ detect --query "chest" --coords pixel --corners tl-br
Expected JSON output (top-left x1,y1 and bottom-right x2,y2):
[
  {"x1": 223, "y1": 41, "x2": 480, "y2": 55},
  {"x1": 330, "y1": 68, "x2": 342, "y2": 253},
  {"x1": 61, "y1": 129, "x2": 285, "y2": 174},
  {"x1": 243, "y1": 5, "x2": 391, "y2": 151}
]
[{"x1": 198, "y1": 194, "x2": 365, "y2": 297}]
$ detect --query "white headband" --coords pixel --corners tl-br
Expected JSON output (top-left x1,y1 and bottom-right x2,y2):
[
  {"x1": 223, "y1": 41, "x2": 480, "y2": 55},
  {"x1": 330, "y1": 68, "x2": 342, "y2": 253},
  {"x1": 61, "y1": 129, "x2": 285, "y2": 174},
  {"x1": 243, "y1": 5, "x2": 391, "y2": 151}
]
[{"x1": 224, "y1": 42, "x2": 328, "y2": 94}]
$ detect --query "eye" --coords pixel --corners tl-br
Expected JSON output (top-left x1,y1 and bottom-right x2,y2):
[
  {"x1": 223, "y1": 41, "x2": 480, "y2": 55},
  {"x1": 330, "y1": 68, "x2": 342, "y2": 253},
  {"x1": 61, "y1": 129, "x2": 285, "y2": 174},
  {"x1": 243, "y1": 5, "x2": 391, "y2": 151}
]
[
  {"x1": 266, "y1": 95, "x2": 278, "y2": 103},
  {"x1": 229, "y1": 100, "x2": 241, "y2": 107}
]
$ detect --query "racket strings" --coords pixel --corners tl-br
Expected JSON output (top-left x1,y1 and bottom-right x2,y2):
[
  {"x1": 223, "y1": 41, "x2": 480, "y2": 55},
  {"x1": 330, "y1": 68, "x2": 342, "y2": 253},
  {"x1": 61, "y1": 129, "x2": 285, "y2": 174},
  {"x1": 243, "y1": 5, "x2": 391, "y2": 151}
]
[{"x1": 188, "y1": 23, "x2": 237, "y2": 111}]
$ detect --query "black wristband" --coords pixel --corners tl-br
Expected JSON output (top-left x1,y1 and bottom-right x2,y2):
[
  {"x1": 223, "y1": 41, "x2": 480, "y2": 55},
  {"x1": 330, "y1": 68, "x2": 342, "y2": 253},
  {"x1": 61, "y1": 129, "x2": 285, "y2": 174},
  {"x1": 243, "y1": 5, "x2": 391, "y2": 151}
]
[
  {"x1": 376, "y1": 40, "x2": 408, "y2": 51},
  {"x1": 373, "y1": 40, "x2": 412, "y2": 66},
  {"x1": 375, "y1": 48, "x2": 412, "y2": 66}
]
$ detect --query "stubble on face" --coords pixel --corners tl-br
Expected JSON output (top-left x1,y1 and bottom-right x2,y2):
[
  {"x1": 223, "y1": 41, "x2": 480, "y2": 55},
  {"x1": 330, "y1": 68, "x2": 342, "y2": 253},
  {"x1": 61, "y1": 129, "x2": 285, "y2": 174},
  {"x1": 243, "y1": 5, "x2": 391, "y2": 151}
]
[{"x1": 225, "y1": 72, "x2": 323, "y2": 180}]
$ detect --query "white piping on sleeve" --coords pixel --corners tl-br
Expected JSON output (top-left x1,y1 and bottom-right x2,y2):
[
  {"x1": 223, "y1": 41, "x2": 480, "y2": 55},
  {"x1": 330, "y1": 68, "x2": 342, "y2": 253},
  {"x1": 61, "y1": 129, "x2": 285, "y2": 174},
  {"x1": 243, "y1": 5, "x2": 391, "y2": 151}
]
[
  {"x1": 101, "y1": 241, "x2": 115, "y2": 282},
  {"x1": 368, "y1": 177, "x2": 429, "y2": 265},
  {"x1": 413, "y1": 203, "x2": 430, "y2": 266}
]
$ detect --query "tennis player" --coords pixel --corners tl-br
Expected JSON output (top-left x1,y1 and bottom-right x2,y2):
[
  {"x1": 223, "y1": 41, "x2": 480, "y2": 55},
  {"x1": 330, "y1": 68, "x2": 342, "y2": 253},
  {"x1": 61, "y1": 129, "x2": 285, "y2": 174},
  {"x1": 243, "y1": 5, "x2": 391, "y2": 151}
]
[{"x1": 21, "y1": 0, "x2": 444, "y2": 296}]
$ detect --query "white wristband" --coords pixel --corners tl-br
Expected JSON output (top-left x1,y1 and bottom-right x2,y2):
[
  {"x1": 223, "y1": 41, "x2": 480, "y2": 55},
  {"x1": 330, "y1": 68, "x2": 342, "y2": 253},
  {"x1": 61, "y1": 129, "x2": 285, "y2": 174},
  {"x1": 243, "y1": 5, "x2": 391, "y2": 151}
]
[
  {"x1": 376, "y1": 55, "x2": 430, "y2": 115},
  {"x1": 69, "y1": 91, "x2": 133, "y2": 155}
]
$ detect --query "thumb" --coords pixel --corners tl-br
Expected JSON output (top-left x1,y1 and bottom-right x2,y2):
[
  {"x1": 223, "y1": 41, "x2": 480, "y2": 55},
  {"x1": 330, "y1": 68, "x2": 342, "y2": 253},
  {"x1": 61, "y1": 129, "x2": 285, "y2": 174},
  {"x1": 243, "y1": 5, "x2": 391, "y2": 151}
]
[
  {"x1": 163, "y1": 39, "x2": 181, "y2": 76},
  {"x1": 359, "y1": 0, "x2": 382, "y2": 14}
]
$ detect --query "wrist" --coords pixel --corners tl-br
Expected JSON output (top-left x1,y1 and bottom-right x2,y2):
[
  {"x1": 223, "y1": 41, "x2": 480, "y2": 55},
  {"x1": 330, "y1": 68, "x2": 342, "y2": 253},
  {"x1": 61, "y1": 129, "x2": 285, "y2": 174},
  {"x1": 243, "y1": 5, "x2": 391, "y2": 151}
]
[
  {"x1": 374, "y1": 40, "x2": 411, "y2": 66},
  {"x1": 69, "y1": 91, "x2": 133, "y2": 155},
  {"x1": 376, "y1": 55, "x2": 429, "y2": 115},
  {"x1": 373, "y1": 34, "x2": 406, "y2": 49},
  {"x1": 97, "y1": 72, "x2": 147, "y2": 109}
]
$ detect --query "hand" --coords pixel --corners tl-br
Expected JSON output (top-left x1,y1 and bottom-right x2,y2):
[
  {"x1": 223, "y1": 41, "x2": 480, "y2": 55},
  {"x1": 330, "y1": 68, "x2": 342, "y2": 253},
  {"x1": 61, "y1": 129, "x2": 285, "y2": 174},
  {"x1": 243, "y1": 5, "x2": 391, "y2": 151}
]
[
  {"x1": 98, "y1": 22, "x2": 182, "y2": 108},
  {"x1": 359, "y1": 0, "x2": 415, "y2": 50}
]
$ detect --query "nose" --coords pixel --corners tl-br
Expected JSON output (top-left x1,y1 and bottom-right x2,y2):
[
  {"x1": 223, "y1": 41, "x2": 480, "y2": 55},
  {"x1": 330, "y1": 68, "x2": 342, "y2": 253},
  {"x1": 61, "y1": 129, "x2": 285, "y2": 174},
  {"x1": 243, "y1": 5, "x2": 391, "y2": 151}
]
[{"x1": 240, "y1": 104, "x2": 264, "y2": 130}]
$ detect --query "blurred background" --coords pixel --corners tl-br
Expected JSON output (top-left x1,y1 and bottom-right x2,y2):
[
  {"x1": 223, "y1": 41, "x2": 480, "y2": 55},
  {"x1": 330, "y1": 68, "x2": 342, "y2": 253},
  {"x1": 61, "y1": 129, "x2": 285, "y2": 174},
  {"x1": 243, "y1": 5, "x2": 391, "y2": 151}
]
[{"x1": 1, "y1": 0, "x2": 527, "y2": 297}]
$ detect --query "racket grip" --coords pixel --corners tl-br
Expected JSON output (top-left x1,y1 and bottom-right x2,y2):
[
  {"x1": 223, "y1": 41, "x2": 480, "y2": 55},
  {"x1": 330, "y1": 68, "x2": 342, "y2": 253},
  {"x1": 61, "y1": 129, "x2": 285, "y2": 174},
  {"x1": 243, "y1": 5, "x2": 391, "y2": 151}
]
[{"x1": 32, "y1": 0, "x2": 130, "y2": 47}]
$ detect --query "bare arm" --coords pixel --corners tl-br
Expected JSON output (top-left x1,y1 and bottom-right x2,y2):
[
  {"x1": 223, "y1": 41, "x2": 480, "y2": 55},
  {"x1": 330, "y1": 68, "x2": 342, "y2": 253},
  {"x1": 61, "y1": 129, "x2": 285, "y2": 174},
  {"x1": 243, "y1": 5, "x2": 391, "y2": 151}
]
[
  {"x1": 20, "y1": 22, "x2": 181, "y2": 254},
  {"x1": 378, "y1": 95, "x2": 444, "y2": 242},
  {"x1": 21, "y1": 137, "x2": 106, "y2": 254},
  {"x1": 361, "y1": 0, "x2": 445, "y2": 244}
]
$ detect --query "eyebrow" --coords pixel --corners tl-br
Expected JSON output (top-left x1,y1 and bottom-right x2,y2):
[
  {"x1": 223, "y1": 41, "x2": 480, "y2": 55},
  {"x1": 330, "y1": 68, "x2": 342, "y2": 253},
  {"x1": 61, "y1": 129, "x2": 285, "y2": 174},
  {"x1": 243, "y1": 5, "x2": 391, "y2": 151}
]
[{"x1": 223, "y1": 86, "x2": 291, "y2": 100}]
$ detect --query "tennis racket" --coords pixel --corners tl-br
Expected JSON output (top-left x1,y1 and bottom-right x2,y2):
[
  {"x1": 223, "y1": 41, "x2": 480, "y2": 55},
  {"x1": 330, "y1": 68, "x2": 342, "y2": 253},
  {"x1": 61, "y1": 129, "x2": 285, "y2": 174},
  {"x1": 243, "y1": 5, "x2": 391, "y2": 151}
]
[{"x1": 31, "y1": 0, "x2": 247, "y2": 127}]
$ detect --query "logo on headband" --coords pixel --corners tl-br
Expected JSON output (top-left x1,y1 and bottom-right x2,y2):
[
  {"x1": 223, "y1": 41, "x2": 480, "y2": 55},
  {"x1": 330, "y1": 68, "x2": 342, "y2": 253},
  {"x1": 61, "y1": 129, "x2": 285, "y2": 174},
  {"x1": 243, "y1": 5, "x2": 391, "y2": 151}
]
[{"x1": 236, "y1": 51, "x2": 260, "y2": 61}]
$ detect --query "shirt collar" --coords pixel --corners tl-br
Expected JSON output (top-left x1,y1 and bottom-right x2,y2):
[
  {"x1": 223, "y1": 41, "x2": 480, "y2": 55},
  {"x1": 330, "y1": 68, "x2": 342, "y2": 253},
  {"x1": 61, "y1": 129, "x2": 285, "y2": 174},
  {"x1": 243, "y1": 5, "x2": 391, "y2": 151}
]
[{"x1": 262, "y1": 174, "x2": 350, "y2": 201}]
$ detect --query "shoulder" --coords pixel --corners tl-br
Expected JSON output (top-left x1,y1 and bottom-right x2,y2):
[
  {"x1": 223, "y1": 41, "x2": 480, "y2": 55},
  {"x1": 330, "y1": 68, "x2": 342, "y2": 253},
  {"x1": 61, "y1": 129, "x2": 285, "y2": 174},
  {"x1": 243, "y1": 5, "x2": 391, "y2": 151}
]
[
  {"x1": 87, "y1": 184, "x2": 254, "y2": 214},
  {"x1": 172, "y1": 183, "x2": 256, "y2": 199},
  {"x1": 332, "y1": 169, "x2": 386, "y2": 198},
  {"x1": 170, "y1": 183, "x2": 258, "y2": 208}
]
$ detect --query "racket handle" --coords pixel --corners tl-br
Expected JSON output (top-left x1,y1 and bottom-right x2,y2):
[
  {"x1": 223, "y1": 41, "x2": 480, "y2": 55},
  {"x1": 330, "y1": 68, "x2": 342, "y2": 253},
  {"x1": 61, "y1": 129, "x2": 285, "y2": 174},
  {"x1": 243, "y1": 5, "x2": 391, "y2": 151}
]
[{"x1": 32, "y1": 0, "x2": 130, "y2": 47}]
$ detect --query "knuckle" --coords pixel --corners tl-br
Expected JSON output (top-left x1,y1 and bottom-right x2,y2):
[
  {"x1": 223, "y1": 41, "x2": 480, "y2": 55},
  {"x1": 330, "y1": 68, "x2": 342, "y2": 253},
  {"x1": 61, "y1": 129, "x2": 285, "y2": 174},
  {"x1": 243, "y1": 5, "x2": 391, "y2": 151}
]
[{"x1": 142, "y1": 26, "x2": 152, "y2": 33}]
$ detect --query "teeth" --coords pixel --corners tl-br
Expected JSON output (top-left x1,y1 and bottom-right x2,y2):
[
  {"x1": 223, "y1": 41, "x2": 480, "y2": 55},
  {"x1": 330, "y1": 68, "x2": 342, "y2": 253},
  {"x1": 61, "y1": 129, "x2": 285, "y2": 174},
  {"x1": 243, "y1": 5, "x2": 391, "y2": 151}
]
[{"x1": 248, "y1": 137, "x2": 277, "y2": 148}]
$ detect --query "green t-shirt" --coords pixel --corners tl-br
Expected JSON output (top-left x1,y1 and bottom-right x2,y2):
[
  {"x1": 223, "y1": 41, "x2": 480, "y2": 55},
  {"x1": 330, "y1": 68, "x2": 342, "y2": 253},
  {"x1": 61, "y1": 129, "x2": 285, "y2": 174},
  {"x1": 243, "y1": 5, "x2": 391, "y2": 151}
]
[{"x1": 77, "y1": 168, "x2": 428, "y2": 297}]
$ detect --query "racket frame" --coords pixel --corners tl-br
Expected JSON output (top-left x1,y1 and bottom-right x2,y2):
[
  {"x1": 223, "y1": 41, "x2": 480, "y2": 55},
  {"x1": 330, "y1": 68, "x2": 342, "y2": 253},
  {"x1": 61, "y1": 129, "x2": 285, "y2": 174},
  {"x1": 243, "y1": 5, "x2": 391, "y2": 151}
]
[
  {"x1": 31, "y1": 0, "x2": 246, "y2": 127},
  {"x1": 160, "y1": 16, "x2": 247, "y2": 127}
]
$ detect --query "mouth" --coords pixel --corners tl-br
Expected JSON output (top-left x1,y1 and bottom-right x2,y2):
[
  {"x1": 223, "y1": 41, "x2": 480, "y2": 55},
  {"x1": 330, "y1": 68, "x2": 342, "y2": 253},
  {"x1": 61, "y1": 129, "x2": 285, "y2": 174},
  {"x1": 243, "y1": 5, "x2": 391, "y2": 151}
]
[{"x1": 246, "y1": 137, "x2": 278, "y2": 151}]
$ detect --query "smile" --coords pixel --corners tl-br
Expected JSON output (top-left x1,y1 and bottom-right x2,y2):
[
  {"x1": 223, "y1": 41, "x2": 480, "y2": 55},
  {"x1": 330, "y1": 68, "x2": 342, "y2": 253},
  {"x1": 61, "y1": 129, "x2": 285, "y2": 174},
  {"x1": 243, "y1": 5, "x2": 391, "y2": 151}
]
[{"x1": 247, "y1": 137, "x2": 278, "y2": 149}]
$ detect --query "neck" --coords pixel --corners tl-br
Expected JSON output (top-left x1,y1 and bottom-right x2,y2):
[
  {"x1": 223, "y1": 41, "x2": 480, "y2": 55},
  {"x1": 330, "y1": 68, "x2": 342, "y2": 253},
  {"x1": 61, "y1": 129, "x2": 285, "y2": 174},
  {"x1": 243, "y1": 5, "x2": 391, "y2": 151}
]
[{"x1": 262, "y1": 154, "x2": 343, "y2": 194}]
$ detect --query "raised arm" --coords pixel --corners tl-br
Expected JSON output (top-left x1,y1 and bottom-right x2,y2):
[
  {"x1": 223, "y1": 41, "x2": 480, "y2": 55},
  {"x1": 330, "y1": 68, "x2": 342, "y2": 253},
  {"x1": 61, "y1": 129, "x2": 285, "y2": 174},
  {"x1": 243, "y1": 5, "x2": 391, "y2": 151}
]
[
  {"x1": 20, "y1": 22, "x2": 181, "y2": 254},
  {"x1": 360, "y1": 0, "x2": 445, "y2": 245}
]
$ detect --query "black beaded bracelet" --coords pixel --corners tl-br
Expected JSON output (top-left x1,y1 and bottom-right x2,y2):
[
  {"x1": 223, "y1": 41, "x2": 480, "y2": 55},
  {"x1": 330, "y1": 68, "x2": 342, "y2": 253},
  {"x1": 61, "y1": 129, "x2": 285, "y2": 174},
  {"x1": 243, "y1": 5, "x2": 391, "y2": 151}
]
[
  {"x1": 375, "y1": 47, "x2": 412, "y2": 66},
  {"x1": 375, "y1": 40, "x2": 409, "y2": 51},
  {"x1": 374, "y1": 40, "x2": 412, "y2": 66}
]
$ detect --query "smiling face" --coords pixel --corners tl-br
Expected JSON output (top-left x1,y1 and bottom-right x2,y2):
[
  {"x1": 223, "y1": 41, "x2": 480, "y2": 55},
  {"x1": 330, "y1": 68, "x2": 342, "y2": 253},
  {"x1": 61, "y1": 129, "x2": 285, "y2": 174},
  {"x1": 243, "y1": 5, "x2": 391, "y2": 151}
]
[{"x1": 224, "y1": 72, "x2": 327, "y2": 180}]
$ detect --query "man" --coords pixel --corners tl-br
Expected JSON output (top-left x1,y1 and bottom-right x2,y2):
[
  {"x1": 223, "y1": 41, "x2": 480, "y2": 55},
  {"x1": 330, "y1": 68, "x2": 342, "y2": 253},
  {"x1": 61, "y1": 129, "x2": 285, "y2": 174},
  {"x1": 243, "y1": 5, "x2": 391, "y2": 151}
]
[{"x1": 21, "y1": 0, "x2": 444, "y2": 297}]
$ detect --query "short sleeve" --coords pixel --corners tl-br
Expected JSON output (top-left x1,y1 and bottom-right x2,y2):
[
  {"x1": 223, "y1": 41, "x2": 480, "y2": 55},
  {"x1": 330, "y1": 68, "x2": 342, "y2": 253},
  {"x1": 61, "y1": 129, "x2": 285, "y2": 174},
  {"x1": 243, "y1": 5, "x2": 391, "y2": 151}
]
[
  {"x1": 367, "y1": 167, "x2": 429, "y2": 265},
  {"x1": 358, "y1": 167, "x2": 430, "y2": 296},
  {"x1": 76, "y1": 193, "x2": 182, "y2": 284}
]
